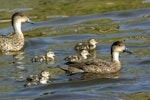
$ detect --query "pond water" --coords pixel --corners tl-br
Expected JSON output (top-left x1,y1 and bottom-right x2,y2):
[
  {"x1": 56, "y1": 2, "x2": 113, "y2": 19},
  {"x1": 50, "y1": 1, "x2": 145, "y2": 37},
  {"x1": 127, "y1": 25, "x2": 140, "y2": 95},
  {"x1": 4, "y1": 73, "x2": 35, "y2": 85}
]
[{"x1": 0, "y1": 8, "x2": 150, "y2": 100}]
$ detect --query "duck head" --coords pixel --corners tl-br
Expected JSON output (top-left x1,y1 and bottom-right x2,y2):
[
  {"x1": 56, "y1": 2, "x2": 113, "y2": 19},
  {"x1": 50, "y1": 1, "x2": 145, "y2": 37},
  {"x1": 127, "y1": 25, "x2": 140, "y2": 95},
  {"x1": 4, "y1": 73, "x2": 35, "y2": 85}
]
[
  {"x1": 12, "y1": 12, "x2": 34, "y2": 25},
  {"x1": 88, "y1": 38, "x2": 98, "y2": 45},
  {"x1": 111, "y1": 41, "x2": 132, "y2": 54}
]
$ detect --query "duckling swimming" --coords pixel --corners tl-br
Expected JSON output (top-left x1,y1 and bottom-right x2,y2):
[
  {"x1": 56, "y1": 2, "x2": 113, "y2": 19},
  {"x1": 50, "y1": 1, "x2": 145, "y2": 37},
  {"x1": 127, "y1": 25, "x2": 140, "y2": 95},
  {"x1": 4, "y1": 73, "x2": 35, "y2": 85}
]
[
  {"x1": 64, "y1": 50, "x2": 90, "y2": 63},
  {"x1": 39, "y1": 70, "x2": 51, "y2": 84},
  {"x1": 62, "y1": 41, "x2": 132, "y2": 75},
  {"x1": 25, "y1": 74, "x2": 40, "y2": 86},
  {"x1": 24, "y1": 70, "x2": 51, "y2": 87},
  {"x1": 31, "y1": 51, "x2": 55, "y2": 63},
  {"x1": 74, "y1": 38, "x2": 98, "y2": 51},
  {"x1": 0, "y1": 12, "x2": 33, "y2": 52}
]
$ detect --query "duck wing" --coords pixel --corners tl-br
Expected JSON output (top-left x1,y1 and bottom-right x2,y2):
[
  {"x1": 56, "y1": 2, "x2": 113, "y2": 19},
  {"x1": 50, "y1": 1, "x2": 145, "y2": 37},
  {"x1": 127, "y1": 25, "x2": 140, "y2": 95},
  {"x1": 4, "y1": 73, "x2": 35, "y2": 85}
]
[{"x1": 83, "y1": 59, "x2": 119, "y2": 74}]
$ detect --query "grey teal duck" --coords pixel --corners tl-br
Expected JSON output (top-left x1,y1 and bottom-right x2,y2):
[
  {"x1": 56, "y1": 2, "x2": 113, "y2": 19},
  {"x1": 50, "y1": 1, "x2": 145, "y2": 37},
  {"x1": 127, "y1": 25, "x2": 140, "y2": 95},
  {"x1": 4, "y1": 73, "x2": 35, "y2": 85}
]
[{"x1": 0, "y1": 12, "x2": 33, "y2": 52}]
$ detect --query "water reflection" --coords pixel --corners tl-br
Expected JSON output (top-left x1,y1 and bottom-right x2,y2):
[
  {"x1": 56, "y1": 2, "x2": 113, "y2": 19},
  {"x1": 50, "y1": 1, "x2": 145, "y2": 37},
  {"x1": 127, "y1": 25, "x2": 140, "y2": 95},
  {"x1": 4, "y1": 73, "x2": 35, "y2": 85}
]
[
  {"x1": 11, "y1": 51, "x2": 28, "y2": 82},
  {"x1": 8, "y1": 8, "x2": 33, "y2": 12},
  {"x1": 81, "y1": 72, "x2": 120, "y2": 80}
]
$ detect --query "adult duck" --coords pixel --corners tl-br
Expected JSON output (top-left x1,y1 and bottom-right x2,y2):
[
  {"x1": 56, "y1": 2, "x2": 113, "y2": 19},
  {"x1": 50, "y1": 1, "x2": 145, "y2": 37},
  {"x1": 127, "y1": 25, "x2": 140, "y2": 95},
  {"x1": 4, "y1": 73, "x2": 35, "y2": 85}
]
[{"x1": 0, "y1": 12, "x2": 33, "y2": 52}]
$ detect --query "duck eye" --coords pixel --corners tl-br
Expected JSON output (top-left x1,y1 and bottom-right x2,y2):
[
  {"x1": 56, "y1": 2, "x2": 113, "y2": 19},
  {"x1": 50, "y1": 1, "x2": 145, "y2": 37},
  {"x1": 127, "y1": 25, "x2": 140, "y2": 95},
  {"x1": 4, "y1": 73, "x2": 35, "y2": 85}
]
[{"x1": 118, "y1": 44, "x2": 123, "y2": 46}]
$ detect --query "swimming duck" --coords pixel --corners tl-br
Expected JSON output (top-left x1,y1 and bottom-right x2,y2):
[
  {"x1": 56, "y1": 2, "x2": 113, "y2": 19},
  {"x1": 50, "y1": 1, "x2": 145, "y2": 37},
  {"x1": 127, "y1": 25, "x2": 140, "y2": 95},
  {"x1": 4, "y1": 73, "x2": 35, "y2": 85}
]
[
  {"x1": 0, "y1": 12, "x2": 33, "y2": 52},
  {"x1": 31, "y1": 51, "x2": 55, "y2": 63},
  {"x1": 64, "y1": 49, "x2": 90, "y2": 63},
  {"x1": 24, "y1": 70, "x2": 51, "y2": 87},
  {"x1": 39, "y1": 70, "x2": 51, "y2": 84},
  {"x1": 74, "y1": 38, "x2": 98, "y2": 51},
  {"x1": 61, "y1": 41, "x2": 132, "y2": 74}
]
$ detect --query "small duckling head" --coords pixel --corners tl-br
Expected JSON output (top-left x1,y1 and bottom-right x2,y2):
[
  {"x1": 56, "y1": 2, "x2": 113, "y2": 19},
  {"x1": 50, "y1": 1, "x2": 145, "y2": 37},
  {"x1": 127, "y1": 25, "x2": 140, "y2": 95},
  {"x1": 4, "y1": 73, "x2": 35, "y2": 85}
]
[
  {"x1": 88, "y1": 38, "x2": 98, "y2": 45},
  {"x1": 27, "y1": 74, "x2": 39, "y2": 82},
  {"x1": 12, "y1": 12, "x2": 33, "y2": 25},
  {"x1": 64, "y1": 55, "x2": 78, "y2": 62},
  {"x1": 40, "y1": 71, "x2": 51, "y2": 78},
  {"x1": 111, "y1": 41, "x2": 132, "y2": 54},
  {"x1": 80, "y1": 50, "x2": 90, "y2": 59},
  {"x1": 46, "y1": 51, "x2": 55, "y2": 59}
]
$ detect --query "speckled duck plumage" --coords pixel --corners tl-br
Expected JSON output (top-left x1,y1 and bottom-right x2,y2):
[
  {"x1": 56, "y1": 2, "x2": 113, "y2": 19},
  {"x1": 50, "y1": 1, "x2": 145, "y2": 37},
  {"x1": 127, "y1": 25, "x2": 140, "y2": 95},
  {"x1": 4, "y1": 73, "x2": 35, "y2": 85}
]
[
  {"x1": 74, "y1": 38, "x2": 98, "y2": 51},
  {"x1": 0, "y1": 12, "x2": 33, "y2": 52},
  {"x1": 61, "y1": 41, "x2": 132, "y2": 75}
]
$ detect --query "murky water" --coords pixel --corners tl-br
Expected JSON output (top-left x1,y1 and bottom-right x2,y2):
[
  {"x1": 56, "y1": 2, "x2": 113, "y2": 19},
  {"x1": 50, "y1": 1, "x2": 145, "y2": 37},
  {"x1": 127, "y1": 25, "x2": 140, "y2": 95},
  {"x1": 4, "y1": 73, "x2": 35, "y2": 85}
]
[{"x1": 0, "y1": 7, "x2": 150, "y2": 100}]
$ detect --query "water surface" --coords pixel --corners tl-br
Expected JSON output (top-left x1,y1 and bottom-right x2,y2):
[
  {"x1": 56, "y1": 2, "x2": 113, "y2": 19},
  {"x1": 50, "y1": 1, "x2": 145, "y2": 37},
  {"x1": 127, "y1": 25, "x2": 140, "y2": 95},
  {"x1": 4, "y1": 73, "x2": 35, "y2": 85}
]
[{"x1": 0, "y1": 8, "x2": 150, "y2": 100}]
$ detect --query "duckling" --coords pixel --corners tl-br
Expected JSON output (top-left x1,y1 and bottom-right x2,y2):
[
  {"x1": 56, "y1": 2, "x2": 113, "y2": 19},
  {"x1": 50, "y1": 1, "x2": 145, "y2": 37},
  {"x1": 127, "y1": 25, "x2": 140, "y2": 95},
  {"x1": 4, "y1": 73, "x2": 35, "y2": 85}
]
[
  {"x1": 0, "y1": 12, "x2": 33, "y2": 52},
  {"x1": 31, "y1": 51, "x2": 55, "y2": 63},
  {"x1": 24, "y1": 75, "x2": 40, "y2": 87},
  {"x1": 74, "y1": 38, "x2": 98, "y2": 51},
  {"x1": 39, "y1": 70, "x2": 51, "y2": 84},
  {"x1": 24, "y1": 70, "x2": 51, "y2": 87},
  {"x1": 64, "y1": 50, "x2": 90, "y2": 63},
  {"x1": 39, "y1": 76, "x2": 50, "y2": 84},
  {"x1": 26, "y1": 74, "x2": 39, "y2": 82},
  {"x1": 61, "y1": 41, "x2": 132, "y2": 74}
]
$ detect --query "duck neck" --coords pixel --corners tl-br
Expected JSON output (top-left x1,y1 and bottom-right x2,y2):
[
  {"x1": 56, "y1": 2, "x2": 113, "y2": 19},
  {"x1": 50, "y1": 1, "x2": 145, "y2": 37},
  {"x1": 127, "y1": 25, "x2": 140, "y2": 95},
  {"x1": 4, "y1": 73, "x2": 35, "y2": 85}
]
[
  {"x1": 111, "y1": 51, "x2": 121, "y2": 71},
  {"x1": 111, "y1": 52, "x2": 120, "y2": 63},
  {"x1": 12, "y1": 19, "x2": 22, "y2": 34}
]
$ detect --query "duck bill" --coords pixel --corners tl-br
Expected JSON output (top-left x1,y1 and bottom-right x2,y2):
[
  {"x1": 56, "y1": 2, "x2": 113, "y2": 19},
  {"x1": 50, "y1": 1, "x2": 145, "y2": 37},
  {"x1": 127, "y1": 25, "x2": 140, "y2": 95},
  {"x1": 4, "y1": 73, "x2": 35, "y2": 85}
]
[
  {"x1": 124, "y1": 48, "x2": 132, "y2": 54},
  {"x1": 27, "y1": 19, "x2": 34, "y2": 24}
]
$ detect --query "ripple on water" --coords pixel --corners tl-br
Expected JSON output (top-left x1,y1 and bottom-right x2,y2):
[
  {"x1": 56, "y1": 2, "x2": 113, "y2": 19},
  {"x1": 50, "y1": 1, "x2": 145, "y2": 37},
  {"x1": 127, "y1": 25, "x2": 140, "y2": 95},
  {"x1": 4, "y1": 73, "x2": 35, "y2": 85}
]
[
  {"x1": 1, "y1": 8, "x2": 150, "y2": 35},
  {"x1": 0, "y1": 8, "x2": 150, "y2": 100},
  {"x1": 8, "y1": 8, "x2": 33, "y2": 12}
]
